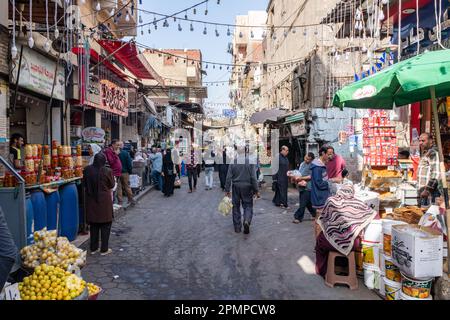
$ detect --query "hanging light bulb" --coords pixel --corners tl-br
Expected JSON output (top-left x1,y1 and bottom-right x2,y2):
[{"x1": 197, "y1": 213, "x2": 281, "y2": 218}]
[
  {"x1": 303, "y1": 29, "x2": 307, "y2": 36},
  {"x1": 54, "y1": 28, "x2": 59, "y2": 39},
  {"x1": 227, "y1": 28, "x2": 231, "y2": 36},
  {"x1": 28, "y1": 36, "x2": 34, "y2": 48},
  {"x1": 345, "y1": 51, "x2": 350, "y2": 61},
  {"x1": 178, "y1": 23, "x2": 182, "y2": 31},
  {"x1": 284, "y1": 30, "x2": 288, "y2": 37},
  {"x1": 251, "y1": 30, "x2": 254, "y2": 38},
  {"x1": 193, "y1": 8, "x2": 197, "y2": 14},
  {"x1": 148, "y1": 27, "x2": 151, "y2": 34},
  {"x1": 126, "y1": 12, "x2": 130, "y2": 22},
  {"x1": 217, "y1": 0, "x2": 220, "y2": 4},
  {"x1": 95, "y1": 1, "x2": 101, "y2": 11},
  {"x1": 361, "y1": 44, "x2": 367, "y2": 52},
  {"x1": 379, "y1": 9, "x2": 385, "y2": 21},
  {"x1": 139, "y1": 15, "x2": 143, "y2": 24},
  {"x1": 203, "y1": 26, "x2": 207, "y2": 35},
  {"x1": 239, "y1": 31, "x2": 243, "y2": 38},
  {"x1": 331, "y1": 47, "x2": 336, "y2": 54},
  {"x1": 292, "y1": 27, "x2": 296, "y2": 34},
  {"x1": 141, "y1": 29, "x2": 144, "y2": 35},
  {"x1": 190, "y1": 23, "x2": 194, "y2": 31},
  {"x1": 215, "y1": 28, "x2": 220, "y2": 37},
  {"x1": 335, "y1": 52, "x2": 341, "y2": 61}
]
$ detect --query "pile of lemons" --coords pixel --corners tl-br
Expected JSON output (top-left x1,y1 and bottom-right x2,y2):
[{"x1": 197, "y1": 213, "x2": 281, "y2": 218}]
[
  {"x1": 18, "y1": 264, "x2": 86, "y2": 300},
  {"x1": 87, "y1": 283, "x2": 101, "y2": 296}
]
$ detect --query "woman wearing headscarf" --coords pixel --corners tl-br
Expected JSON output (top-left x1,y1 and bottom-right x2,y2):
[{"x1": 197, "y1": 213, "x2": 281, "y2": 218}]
[
  {"x1": 315, "y1": 185, "x2": 378, "y2": 278},
  {"x1": 88, "y1": 144, "x2": 102, "y2": 166},
  {"x1": 83, "y1": 152, "x2": 115, "y2": 256},
  {"x1": 162, "y1": 148, "x2": 176, "y2": 197}
]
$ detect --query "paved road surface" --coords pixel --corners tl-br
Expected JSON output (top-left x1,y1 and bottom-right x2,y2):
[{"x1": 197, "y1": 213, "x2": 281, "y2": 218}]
[{"x1": 82, "y1": 173, "x2": 379, "y2": 300}]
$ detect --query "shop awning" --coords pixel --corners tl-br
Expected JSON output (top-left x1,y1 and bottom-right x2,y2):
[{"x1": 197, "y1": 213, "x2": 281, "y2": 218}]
[
  {"x1": 72, "y1": 47, "x2": 127, "y2": 80},
  {"x1": 97, "y1": 40, "x2": 163, "y2": 84},
  {"x1": 250, "y1": 109, "x2": 286, "y2": 125},
  {"x1": 283, "y1": 112, "x2": 305, "y2": 124}
]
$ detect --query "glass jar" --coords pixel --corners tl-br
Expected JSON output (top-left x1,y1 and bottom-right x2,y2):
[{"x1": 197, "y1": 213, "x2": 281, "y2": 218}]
[
  {"x1": 57, "y1": 145, "x2": 63, "y2": 157},
  {"x1": 51, "y1": 156, "x2": 59, "y2": 169},
  {"x1": 25, "y1": 145, "x2": 33, "y2": 158},
  {"x1": 75, "y1": 167, "x2": 83, "y2": 178},
  {"x1": 43, "y1": 154, "x2": 51, "y2": 167},
  {"x1": 25, "y1": 159, "x2": 35, "y2": 173},
  {"x1": 75, "y1": 156, "x2": 83, "y2": 167},
  {"x1": 44, "y1": 145, "x2": 50, "y2": 155},
  {"x1": 32, "y1": 144, "x2": 38, "y2": 158},
  {"x1": 37, "y1": 145, "x2": 42, "y2": 159},
  {"x1": 76, "y1": 145, "x2": 82, "y2": 156}
]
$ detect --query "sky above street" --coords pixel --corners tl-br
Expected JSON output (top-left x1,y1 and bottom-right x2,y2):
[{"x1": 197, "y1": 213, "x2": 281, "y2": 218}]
[{"x1": 136, "y1": 0, "x2": 266, "y2": 105}]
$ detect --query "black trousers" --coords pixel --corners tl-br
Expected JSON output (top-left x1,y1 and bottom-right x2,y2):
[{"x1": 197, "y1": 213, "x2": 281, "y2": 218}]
[
  {"x1": 187, "y1": 168, "x2": 198, "y2": 190},
  {"x1": 232, "y1": 184, "x2": 254, "y2": 229},
  {"x1": 294, "y1": 189, "x2": 316, "y2": 221},
  {"x1": 218, "y1": 165, "x2": 229, "y2": 190},
  {"x1": 90, "y1": 222, "x2": 112, "y2": 253},
  {"x1": 163, "y1": 174, "x2": 175, "y2": 196},
  {"x1": 176, "y1": 164, "x2": 181, "y2": 178}
]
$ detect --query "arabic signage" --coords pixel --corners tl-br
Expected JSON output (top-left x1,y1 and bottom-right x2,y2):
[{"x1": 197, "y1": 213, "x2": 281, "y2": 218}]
[
  {"x1": 11, "y1": 46, "x2": 65, "y2": 101},
  {"x1": 100, "y1": 79, "x2": 129, "y2": 117},
  {"x1": 223, "y1": 109, "x2": 237, "y2": 119},
  {"x1": 352, "y1": 85, "x2": 377, "y2": 100},
  {"x1": 290, "y1": 121, "x2": 306, "y2": 136},
  {"x1": 393, "y1": 0, "x2": 450, "y2": 53},
  {"x1": 82, "y1": 127, "x2": 105, "y2": 143}
]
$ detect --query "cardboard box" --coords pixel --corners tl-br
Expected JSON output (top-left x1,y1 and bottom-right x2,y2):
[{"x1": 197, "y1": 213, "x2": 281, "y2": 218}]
[{"x1": 391, "y1": 224, "x2": 443, "y2": 278}]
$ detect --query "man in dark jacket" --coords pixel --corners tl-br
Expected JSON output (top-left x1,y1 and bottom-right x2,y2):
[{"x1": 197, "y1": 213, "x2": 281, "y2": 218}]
[
  {"x1": 117, "y1": 141, "x2": 135, "y2": 206},
  {"x1": 225, "y1": 149, "x2": 260, "y2": 235},
  {"x1": 310, "y1": 146, "x2": 332, "y2": 210},
  {"x1": 272, "y1": 146, "x2": 290, "y2": 208},
  {"x1": 0, "y1": 206, "x2": 18, "y2": 290}
]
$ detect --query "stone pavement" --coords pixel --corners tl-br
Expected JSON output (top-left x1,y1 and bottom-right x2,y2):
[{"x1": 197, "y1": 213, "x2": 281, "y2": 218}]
[{"x1": 81, "y1": 174, "x2": 379, "y2": 300}]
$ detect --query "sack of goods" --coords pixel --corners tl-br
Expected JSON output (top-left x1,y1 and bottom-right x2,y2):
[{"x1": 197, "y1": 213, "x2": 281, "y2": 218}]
[{"x1": 218, "y1": 196, "x2": 233, "y2": 216}]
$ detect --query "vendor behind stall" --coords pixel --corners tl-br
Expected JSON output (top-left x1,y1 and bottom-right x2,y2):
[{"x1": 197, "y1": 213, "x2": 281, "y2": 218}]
[
  {"x1": 9, "y1": 133, "x2": 24, "y2": 169},
  {"x1": 417, "y1": 133, "x2": 442, "y2": 205}
]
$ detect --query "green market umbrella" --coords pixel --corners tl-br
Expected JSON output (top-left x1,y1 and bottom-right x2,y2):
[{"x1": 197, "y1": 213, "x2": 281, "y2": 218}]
[
  {"x1": 333, "y1": 50, "x2": 450, "y2": 270},
  {"x1": 332, "y1": 49, "x2": 450, "y2": 109}
]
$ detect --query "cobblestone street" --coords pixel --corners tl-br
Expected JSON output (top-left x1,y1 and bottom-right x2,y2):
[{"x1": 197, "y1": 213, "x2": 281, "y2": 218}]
[{"x1": 82, "y1": 174, "x2": 379, "y2": 300}]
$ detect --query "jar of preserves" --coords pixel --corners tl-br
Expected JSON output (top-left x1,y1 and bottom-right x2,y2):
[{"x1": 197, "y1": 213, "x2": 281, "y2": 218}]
[
  {"x1": 57, "y1": 145, "x2": 63, "y2": 156},
  {"x1": 34, "y1": 159, "x2": 41, "y2": 172},
  {"x1": 28, "y1": 172, "x2": 37, "y2": 186},
  {"x1": 67, "y1": 156, "x2": 74, "y2": 169},
  {"x1": 32, "y1": 144, "x2": 38, "y2": 158},
  {"x1": 25, "y1": 159, "x2": 35, "y2": 173},
  {"x1": 74, "y1": 167, "x2": 83, "y2": 178},
  {"x1": 43, "y1": 154, "x2": 51, "y2": 167},
  {"x1": 25, "y1": 145, "x2": 33, "y2": 158},
  {"x1": 75, "y1": 156, "x2": 83, "y2": 167},
  {"x1": 76, "y1": 145, "x2": 82, "y2": 156},
  {"x1": 37, "y1": 145, "x2": 42, "y2": 158},
  {"x1": 51, "y1": 156, "x2": 59, "y2": 169},
  {"x1": 52, "y1": 140, "x2": 58, "y2": 149},
  {"x1": 44, "y1": 145, "x2": 50, "y2": 155}
]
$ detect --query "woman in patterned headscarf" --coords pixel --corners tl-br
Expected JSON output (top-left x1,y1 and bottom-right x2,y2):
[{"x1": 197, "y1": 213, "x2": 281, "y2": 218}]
[{"x1": 315, "y1": 185, "x2": 378, "y2": 278}]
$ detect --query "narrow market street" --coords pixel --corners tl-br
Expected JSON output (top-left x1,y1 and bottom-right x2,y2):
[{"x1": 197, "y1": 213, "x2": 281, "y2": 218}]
[{"x1": 82, "y1": 174, "x2": 378, "y2": 300}]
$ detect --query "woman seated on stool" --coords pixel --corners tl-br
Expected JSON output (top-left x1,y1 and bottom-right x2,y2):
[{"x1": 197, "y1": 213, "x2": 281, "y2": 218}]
[{"x1": 315, "y1": 185, "x2": 378, "y2": 278}]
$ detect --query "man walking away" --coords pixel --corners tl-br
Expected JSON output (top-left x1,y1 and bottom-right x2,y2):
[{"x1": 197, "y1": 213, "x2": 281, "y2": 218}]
[
  {"x1": 187, "y1": 146, "x2": 198, "y2": 193},
  {"x1": 225, "y1": 151, "x2": 260, "y2": 235},
  {"x1": 204, "y1": 148, "x2": 216, "y2": 190},
  {"x1": 293, "y1": 152, "x2": 316, "y2": 223},
  {"x1": 150, "y1": 147, "x2": 163, "y2": 191},
  {"x1": 218, "y1": 148, "x2": 229, "y2": 191},
  {"x1": 172, "y1": 141, "x2": 182, "y2": 179},
  {"x1": 0, "y1": 207, "x2": 18, "y2": 290},
  {"x1": 272, "y1": 146, "x2": 290, "y2": 209},
  {"x1": 417, "y1": 133, "x2": 442, "y2": 205},
  {"x1": 117, "y1": 142, "x2": 136, "y2": 206}
]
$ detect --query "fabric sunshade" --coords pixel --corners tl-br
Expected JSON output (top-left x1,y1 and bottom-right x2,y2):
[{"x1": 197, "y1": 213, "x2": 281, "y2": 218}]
[{"x1": 250, "y1": 109, "x2": 286, "y2": 124}]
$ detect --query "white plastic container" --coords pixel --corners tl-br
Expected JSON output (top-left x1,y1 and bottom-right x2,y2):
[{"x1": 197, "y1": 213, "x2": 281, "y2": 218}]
[
  {"x1": 382, "y1": 219, "x2": 407, "y2": 257},
  {"x1": 363, "y1": 219, "x2": 383, "y2": 243},
  {"x1": 363, "y1": 263, "x2": 381, "y2": 290},
  {"x1": 384, "y1": 278, "x2": 402, "y2": 300}
]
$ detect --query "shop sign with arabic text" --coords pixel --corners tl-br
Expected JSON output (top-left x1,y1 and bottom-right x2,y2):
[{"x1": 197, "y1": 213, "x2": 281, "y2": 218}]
[{"x1": 100, "y1": 79, "x2": 129, "y2": 117}]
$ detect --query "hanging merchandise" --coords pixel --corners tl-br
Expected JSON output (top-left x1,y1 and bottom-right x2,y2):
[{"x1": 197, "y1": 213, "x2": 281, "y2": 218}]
[{"x1": 28, "y1": 0, "x2": 34, "y2": 48}]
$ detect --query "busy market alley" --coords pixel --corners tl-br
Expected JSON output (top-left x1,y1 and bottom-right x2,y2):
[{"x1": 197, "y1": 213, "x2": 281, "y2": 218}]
[{"x1": 81, "y1": 174, "x2": 378, "y2": 300}]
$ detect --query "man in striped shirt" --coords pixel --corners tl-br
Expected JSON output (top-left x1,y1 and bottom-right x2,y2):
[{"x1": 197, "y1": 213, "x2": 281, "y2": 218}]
[{"x1": 417, "y1": 133, "x2": 441, "y2": 204}]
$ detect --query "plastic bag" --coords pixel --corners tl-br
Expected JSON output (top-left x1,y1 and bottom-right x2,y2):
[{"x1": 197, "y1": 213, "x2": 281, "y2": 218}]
[{"x1": 218, "y1": 196, "x2": 233, "y2": 216}]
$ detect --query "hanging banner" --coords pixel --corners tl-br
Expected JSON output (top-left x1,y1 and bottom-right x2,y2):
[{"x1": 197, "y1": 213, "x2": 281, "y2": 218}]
[
  {"x1": 100, "y1": 79, "x2": 129, "y2": 117},
  {"x1": 11, "y1": 46, "x2": 65, "y2": 101},
  {"x1": 82, "y1": 127, "x2": 106, "y2": 143}
]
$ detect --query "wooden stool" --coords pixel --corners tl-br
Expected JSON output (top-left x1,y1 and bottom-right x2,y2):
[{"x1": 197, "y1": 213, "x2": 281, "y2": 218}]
[{"x1": 325, "y1": 251, "x2": 358, "y2": 290}]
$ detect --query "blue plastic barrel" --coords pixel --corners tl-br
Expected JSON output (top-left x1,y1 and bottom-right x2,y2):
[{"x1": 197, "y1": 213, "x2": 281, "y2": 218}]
[
  {"x1": 25, "y1": 194, "x2": 34, "y2": 245},
  {"x1": 45, "y1": 191, "x2": 60, "y2": 231},
  {"x1": 59, "y1": 183, "x2": 79, "y2": 241},
  {"x1": 30, "y1": 190, "x2": 47, "y2": 232}
]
